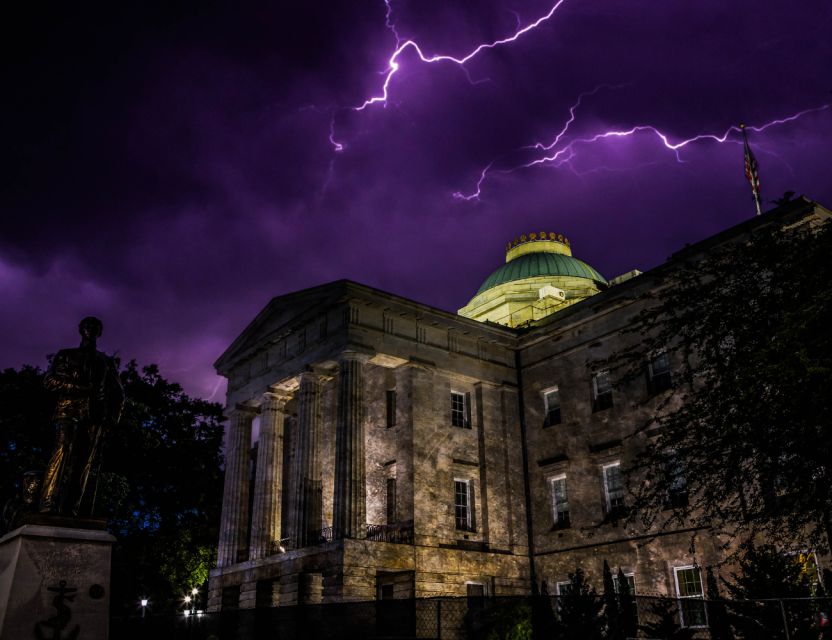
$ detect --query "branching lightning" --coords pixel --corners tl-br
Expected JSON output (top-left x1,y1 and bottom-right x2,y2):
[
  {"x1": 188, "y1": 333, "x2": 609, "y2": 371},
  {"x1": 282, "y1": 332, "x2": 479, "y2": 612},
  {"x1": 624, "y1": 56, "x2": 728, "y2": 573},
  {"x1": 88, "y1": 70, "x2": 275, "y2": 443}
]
[
  {"x1": 328, "y1": 1, "x2": 829, "y2": 203},
  {"x1": 327, "y1": 0, "x2": 571, "y2": 152},
  {"x1": 352, "y1": 0, "x2": 570, "y2": 112},
  {"x1": 453, "y1": 103, "x2": 830, "y2": 201}
]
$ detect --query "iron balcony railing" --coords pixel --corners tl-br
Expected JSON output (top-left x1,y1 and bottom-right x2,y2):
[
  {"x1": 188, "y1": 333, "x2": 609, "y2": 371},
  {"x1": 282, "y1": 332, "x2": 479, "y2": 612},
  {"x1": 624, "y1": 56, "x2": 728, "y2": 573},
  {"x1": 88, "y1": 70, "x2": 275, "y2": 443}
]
[{"x1": 366, "y1": 522, "x2": 414, "y2": 544}]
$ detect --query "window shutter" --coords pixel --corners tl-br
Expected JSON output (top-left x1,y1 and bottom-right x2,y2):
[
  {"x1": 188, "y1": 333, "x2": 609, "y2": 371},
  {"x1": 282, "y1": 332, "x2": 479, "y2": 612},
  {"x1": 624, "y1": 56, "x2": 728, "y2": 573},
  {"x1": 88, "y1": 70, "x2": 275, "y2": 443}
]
[
  {"x1": 468, "y1": 482, "x2": 477, "y2": 531},
  {"x1": 464, "y1": 392, "x2": 472, "y2": 428}
]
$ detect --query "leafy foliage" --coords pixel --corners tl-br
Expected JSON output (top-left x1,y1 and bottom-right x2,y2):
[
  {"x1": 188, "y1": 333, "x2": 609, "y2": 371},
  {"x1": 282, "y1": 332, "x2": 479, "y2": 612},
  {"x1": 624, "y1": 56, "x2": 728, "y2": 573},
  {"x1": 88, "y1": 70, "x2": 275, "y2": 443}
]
[
  {"x1": 0, "y1": 360, "x2": 225, "y2": 614},
  {"x1": 607, "y1": 210, "x2": 832, "y2": 551},
  {"x1": 722, "y1": 544, "x2": 817, "y2": 640},
  {"x1": 0, "y1": 365, "x2": 55, "y2": 508},
  {"x1": 558, "y1": 568, "x2": 603, "y2": 640},
  {"x1": 485, "y1": 601, "x2": 533, "y2": 640}
]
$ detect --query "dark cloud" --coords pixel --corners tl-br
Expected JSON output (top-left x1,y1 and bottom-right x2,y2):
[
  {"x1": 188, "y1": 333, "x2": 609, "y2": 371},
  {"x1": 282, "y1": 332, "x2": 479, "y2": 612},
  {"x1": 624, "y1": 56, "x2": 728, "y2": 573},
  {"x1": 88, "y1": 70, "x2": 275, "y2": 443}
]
[{"x1": 2, "y1": 0, "x2": 831, "y2": 400}]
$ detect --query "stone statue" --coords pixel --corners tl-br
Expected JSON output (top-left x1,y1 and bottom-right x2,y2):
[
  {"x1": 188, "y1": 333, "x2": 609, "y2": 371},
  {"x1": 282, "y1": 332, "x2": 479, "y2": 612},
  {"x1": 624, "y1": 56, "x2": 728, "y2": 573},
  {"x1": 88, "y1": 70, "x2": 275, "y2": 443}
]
[{"x1": 39, "y1": 317, "x2": 124, "y2": 517}]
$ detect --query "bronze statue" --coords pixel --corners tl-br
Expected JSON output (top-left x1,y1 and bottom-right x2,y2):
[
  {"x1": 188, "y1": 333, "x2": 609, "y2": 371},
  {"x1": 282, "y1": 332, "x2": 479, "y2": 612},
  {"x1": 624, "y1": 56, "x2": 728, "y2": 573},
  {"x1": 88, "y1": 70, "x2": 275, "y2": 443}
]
[{"x1": 39, "y1": 317, "x2": 124, "y2": 517}]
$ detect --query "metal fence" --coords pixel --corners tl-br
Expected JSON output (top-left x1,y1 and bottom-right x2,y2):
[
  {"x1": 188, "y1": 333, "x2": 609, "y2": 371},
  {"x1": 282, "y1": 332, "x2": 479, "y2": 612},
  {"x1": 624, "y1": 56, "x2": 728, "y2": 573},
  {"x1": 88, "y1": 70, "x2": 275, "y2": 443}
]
[{"x1": 110, "y1": 594, "x2": 832, "y2": 640}]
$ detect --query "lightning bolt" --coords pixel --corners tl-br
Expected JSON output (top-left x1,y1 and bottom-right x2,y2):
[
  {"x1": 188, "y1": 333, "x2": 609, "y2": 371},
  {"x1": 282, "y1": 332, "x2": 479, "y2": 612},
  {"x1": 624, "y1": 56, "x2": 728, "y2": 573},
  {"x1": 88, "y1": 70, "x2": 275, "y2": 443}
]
[
  {"x1": 353, "y1": 0, "x2": 569, "y2": 112},
  {"x1": 453, "y1": 102, "x2": 830, "y2": 201}
]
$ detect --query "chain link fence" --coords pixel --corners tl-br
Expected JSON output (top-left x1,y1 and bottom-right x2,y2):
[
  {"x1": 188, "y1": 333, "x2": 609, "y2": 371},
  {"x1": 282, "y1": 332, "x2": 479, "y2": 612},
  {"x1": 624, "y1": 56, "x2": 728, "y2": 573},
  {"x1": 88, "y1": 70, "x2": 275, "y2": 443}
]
[{"x1": 111, "y1": 595, "x2": 832, "y2": 640}]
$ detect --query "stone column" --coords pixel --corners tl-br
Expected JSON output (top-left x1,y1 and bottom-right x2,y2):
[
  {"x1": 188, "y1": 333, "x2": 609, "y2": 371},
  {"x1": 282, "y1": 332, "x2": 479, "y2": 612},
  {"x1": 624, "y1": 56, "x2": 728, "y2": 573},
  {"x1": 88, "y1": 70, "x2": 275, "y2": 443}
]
[
  {"x1": 217, "y1": 407, "x2": 254, "y2": 567},
  {"x1": 290, "y1": 372, "x2": 325, "y2": 548},
  {"x1": 333, "y1": 353, "x2": 367, "y2": 539},
  {"x1": 249, "y1": 391, "x2": 290, "y2": 560}
]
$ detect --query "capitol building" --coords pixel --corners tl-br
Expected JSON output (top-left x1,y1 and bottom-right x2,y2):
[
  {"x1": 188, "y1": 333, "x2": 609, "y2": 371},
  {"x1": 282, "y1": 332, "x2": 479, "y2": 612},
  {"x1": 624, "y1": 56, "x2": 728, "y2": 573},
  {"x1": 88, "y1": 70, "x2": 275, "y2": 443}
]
[{"x1": 207, "y1": 198, "x2": 830, "y2": 613}]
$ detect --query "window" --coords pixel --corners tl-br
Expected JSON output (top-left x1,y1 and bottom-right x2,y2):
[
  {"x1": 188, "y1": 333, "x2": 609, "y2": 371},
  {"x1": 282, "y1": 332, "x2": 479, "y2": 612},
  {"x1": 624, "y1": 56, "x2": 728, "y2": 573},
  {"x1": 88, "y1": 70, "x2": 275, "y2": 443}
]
[
  {"x1": 451, "y1": 391, "x2": 471, "y2": 428},
  {"x1": 591, "y1": 371, "x2": 613, "y2": 411},
  {"x1": 386, "y1": 390, "x2": 397, "y2": 428},
  {"x1": 555, "y1": 581, "x2": 572, "y2": 596},
  {"x1": 664, "y1": 453, "x2": 688, "y2": 508},
  {"x1": 386, "y1": 478, "x2": 397, "y2": 524},
  {"x1": 603, "y1": 462, "x2": 625, "y2": 514},
  {"x1": 549, "y1": 475, "x2": 570, "y2": 528},
  {"x1": 647, "y1": 351, "x2": 673, "y2": 394},
  {"x1": 454, "y1": 479, "x2": 475, "y2": 531},
  {"x1": 612, "y1": 573, "x2": 636, "y2": 594},
  {"x1": 674, "y1": 566, "x2": 707, "y2": 627},
  {"x1": 543, "y1": 388, "x2": 561, "y2": 427}
]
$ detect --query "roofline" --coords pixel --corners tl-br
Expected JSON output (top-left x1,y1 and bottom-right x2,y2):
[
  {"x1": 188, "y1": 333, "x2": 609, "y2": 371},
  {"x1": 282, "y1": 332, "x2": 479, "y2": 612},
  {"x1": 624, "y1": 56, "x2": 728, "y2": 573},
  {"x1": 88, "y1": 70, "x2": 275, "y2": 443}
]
[
  {"x1": 517, "y1": 195, "x2": 829, "y2": 343},
  {"x1": 216, "y1": 196, "x2": 829, "y2": 369},
  {"x1": 214, "y1": 278, "x2": 517, "y2": 372}
]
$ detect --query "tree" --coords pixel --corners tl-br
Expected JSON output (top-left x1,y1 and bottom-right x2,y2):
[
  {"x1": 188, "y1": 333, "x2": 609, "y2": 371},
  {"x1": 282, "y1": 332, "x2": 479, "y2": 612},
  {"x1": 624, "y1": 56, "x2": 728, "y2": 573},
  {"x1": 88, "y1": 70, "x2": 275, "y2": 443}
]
[
  {"x1": 722, "y1": 544, "x2": 816, "y2": 640},
  {"x1": 0, "y1": 365, "x2": 55, "y2": 512},
  {"x1": 616, "y1": 568, "x2": 638, "y2": 639},
  {"x1": 0, "y1": 360, "x2": 225, "y2": 614},
  {"x1": 607, "y1": 206, "x2": 832, "y2": 553},
  {"x1": 602, "y1": 561, "x2": 622, "y2": 640},
  {"x1": 705, "y1": 566, "x2": 732, "y2": 640},
  {"x1": 558, "y1": 568, "x2": 603, "y2": 640}
]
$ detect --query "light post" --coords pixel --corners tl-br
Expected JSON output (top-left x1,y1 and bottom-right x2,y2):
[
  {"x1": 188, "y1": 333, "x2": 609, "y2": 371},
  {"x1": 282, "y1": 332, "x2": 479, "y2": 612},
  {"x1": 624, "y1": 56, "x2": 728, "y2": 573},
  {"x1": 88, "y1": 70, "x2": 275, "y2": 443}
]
[
  {"x1": 140, "y1": 598, "x2": 148, "y2": 618},
  {"x1": 184, "y1": 595, "x2": 192, "y2": 616}
]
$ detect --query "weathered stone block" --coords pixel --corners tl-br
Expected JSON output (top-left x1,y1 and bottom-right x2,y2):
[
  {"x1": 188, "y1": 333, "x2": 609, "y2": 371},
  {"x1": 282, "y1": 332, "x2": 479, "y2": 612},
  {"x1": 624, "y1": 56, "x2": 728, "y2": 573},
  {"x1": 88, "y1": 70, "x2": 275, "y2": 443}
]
[{"x1": 0, "y1": 524, "x2": 114, "y2": 640}]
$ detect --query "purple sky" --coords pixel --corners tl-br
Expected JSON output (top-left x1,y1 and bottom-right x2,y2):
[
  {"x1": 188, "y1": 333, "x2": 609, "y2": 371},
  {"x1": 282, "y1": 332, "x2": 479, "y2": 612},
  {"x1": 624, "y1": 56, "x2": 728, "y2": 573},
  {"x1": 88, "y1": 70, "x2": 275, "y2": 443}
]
[{"x1": 2, "y1": 1, "x2": 831, "y2": 402}]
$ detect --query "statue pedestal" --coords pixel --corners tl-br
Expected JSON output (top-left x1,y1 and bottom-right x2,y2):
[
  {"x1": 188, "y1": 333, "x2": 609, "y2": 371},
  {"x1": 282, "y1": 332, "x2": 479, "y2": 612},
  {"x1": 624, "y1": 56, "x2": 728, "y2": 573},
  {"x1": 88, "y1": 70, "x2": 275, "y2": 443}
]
[{"x1": 0, "y1": 523, "x2": 115, "y2": 640}]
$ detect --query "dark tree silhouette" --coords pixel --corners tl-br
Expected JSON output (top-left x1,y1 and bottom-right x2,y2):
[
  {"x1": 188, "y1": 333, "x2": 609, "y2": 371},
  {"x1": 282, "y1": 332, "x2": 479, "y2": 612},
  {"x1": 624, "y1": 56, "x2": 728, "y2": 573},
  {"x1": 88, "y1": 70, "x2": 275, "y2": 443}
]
[
  {"x1": 604, "y1": 204, "x2": 832, "y2": 553},
  {"x1": 0, "y1": 360, "x2": 225, "y2": 614}
]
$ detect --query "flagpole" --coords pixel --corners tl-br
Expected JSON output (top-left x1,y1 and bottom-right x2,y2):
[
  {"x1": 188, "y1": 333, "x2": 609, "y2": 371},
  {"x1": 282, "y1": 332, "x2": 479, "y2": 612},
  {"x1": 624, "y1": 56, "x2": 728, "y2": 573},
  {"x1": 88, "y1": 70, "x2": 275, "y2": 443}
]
[{"x1": 740, "y1": 123, "x2": 763, "y2": 217}]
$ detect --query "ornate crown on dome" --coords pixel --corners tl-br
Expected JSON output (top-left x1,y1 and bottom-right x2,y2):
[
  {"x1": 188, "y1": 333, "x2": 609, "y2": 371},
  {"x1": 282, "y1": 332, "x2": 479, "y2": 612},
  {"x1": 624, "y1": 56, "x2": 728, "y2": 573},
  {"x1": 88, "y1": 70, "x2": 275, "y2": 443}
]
[{"x1": 505, "y1": 232, "x2": 570, "y2": 252}]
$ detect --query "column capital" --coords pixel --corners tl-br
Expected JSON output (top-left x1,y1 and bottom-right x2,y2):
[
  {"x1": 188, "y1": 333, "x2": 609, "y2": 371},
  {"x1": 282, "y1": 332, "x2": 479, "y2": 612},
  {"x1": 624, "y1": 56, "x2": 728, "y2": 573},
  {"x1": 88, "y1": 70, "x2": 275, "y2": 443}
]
[
  {"x1": 338, "y1": 350, "x2": 372, "y2": 365},
  {"x1": 261, "y1": 390, "x2": 292, "y2": 409},
  {"x1": 227, "y1": 403, "x2": 259, "y2": 417},
  {"x1": 299, "y1": 369, "x2": 333, "y2": 386}
]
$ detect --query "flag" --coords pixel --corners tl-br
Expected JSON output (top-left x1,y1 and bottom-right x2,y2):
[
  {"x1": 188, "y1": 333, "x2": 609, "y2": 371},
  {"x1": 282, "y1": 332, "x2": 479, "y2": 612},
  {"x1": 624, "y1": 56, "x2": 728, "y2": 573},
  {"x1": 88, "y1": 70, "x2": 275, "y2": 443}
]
[
  {"x1": 741, "y1": 124, "x2": 762, "y2": 216},
  {"x1": 742, "y1": 130, "x2": 761, "y2": 197}
]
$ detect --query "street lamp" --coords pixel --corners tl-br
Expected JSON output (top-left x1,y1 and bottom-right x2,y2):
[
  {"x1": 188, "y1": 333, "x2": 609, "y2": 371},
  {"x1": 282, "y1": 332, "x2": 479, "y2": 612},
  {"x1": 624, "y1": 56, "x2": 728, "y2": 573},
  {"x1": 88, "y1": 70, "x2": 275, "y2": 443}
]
[{"x1": 140, "y1": 598, "x2": 148, "y2": 618}]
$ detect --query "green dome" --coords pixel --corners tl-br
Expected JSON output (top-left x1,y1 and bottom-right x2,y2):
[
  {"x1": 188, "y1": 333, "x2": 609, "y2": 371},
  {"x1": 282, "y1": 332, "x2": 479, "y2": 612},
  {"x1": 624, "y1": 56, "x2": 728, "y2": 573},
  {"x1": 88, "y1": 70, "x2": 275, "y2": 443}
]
[{"x1": 476, "y1": 252, "x2": 607, "y2": 295}]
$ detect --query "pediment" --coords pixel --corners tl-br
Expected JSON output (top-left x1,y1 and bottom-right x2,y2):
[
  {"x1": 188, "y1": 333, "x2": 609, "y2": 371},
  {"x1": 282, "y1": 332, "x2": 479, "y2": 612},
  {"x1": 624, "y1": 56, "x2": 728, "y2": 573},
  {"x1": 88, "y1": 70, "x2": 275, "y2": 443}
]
[{"x1": 214, "y1": 280, "x2": 350, "y2": 374}]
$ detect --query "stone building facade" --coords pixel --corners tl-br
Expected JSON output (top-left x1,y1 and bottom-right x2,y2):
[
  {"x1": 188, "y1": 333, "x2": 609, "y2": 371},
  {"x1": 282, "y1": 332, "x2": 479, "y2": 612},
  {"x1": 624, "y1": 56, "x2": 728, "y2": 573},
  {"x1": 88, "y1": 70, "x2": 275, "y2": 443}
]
[{"x1": 208, "y1": 197, "x2": 830, "y2": 613}]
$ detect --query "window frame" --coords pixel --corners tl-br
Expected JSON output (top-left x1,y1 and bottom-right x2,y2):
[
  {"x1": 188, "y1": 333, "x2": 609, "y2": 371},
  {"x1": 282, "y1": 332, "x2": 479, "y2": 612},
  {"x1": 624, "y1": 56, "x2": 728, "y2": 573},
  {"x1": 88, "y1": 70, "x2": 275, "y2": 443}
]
[
  {"x1": 548, "y1": 474, "x2": 570, "y2": 528},
  {"x1": 386, "y1": 477, "x2": 397, "y2": 524},
  {"x1": 591, "y1": 370, "x2": 613, "y2": 412},
  {"x1": 454, "y1": 478, "x2": 474, "y2": 531},
  {"x1": 663, "y1": 452, "x2": 689, "y2": 508},
  {"x1": 612, "y1": 572, "x2": 636, "y2": 594},
  {"x1": 451, "y1": 390, "x2": 471, "y2": 428},
  {"x1": 647, "y1": 350, "x2": 673, "y2": 394},
  {"x1": 542, "y1": 386, "x2": 562, "y2": 427},
  {"x1": 602, "y1": 461, "x2": 625, "y2": 514},
  {"x1": 674, "y1": 565, "x2": 707, "y2": 628}
]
